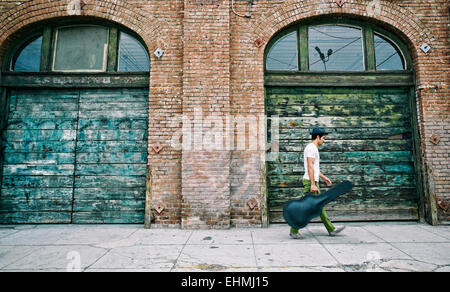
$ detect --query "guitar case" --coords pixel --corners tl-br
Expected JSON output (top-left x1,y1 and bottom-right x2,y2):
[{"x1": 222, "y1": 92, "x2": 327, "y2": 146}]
[{"x1": 283, "y1": 180, "x2": 353, "y2": 229}]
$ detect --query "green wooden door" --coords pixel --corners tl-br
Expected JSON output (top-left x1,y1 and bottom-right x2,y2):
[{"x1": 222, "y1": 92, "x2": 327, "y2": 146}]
[
  {"x1": 266, "y1": 86, "x2": 419, "y2": 222},
  {"x1": 0, "y1": 88, "x2": 149, "y2": 223},
  {"x1": 72, "y1": 89, "x2": 148, "y2": 223}
]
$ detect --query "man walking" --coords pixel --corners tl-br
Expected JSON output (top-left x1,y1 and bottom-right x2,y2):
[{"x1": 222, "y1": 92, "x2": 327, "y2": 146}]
[{"x1": 289, "y1": 127, "x2": 345, "y2": 239}]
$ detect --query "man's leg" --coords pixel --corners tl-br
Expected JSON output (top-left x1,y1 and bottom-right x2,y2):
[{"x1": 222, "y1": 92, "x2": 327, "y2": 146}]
[
  {"x1": 304, "y1": 179, "x2": 335, "y2": 233},
  {"x1": 320, "y1": 208, "x2": 335, "y2": 233}
]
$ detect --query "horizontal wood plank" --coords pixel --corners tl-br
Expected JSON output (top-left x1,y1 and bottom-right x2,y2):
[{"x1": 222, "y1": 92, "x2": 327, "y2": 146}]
[
  {"x1": 0, "y1": 199, "x2": 72, "y2": 212},
  {"x1": 77, "y1": 118, "x2": 148, "y2": 130},
  {"x1": 274, "y1": 139, "x2": 412, "y2": 152},
  {"x1": 77, "y1": 130, "x2": 146, "y2": 141},
  {"x1": 2, "y1": 164, "x2": 75, "y2": 176},
  {"x1": 6, "y1": 118, "x2": 77, "y2": 130},
  {"x1": 80, "y1": 89, "x2": 148, "y2": 102},
  {"x1": 265, "y1": 72, "x2": 414, "y2": 87},
  {"x1": 2, "y1": 175, "x2": 73, "y2": 188},
  {"x1": 72, "y1": 212, "x2": 144, "y2": 224},
  {"x1": 73, "y1": 200, "x2": 145, "y2": 212},
  {"x1": 75, "y1": 164, "x2": 146, "y2": 176},
  {"x1": 4, "y1": 141, "x2": 76, "y2": 153},
  {"x1": 275, "y1": 116, "x2": 410, "y2": 128},
  {"x1": 76, "y1": 152, "x2": 147, "y2": 164},
  {"x1": 266, "y1": 92, "x2": 408, "y2": 106},
  {"x1": 74, "y1": 187, "x2": 145, "y2": 200},
  {"x1": 2, "y1": 72, "x2": 150, "y2": 88},
  {"x1": 0, "y1": 212, "x2": 72, "y2": 223},
  {"x1": 268, "y1": 173, "x2": 415, "y2": 188},
  {"x1": 4, "y1": 153, "x2": 75, "y2": 165},
  {"x1": 277, "y1": 127, "x2": 412, "y2": 140},
  {"x1": 268, "y1": 162, "x2": 415, "y2": 175},
  {"x1": 269, "y1": 151, "x2": 413, "y2": 164},
  {"x1": 5, "y1": 130, "x2": 76, "y2": 142},
  {"x1": 267, "y1": 104, "x2": 409, "y2": 117},
  {"x1": 76, "y1": 141, "x2": 146, "y2": 153},
  {"x1": 74, "y1": 175, "x2": 146, "y2": 188},
  {"x1": 0, "y1": 188, "x2": 73, "y2": 200}
]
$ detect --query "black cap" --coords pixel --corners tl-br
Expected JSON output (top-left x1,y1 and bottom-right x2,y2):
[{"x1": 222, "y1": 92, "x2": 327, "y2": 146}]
[{"x1": 310, "y1": 127, "x2": 327, "y2": 135}]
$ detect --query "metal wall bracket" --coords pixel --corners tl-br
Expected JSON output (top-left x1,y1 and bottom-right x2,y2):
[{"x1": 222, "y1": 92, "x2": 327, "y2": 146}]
[
  {"x1": 154, "y1": 202, "x2": 166, "y2": 214},
  {"x1": 420, "y1": 43, "x2": 431, "y2": 53},
  {"x1": 247, "y1": 198, "x2": 258, "y2": 210},
  {"x1": 335, "y1": 0, "x2": 346, "y2": 7},
  {"x1": 430, "y1": 134, "x2": 440, "y2": 145},
  {"x1": 437, "y1": 199, "x2": 449, "y2": 212},
  {"x1": 254, "y1": 38, "x2": 263, "y2": 48},
  {"x1": 154, "y1": 48, "x2": 164, "y2": 58},
  {"x1": 152, "y1": 142, "x2": 163, "y2": 153}
]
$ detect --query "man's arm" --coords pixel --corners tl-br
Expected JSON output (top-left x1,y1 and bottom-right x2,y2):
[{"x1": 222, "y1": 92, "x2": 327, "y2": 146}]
[
  {"x1": 307, "y1": 157, "x2": 319, "y2": 193},
  {"x1": 320, "y1": 172, "x2": 332, "y2": 186}
]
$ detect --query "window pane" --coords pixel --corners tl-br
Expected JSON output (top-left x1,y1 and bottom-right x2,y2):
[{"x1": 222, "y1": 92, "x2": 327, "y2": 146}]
[
  {"x1": 266, "y1": 31, "x2": 298, "y2": 71},
  {"x1": 375, "y1": 33, "x2": 405, "y2": 70},
  {"x1": 309, "y1": 25, "x2": 364, "y2": 71},
  {"x1": 118, "y1": 32, "x2": 149, "y2": 72},
  {"x1": 13, "y1": 36, "x2": 42, "y2": 71},
  {"x1": 54, "y1": 26, "x2": 108, "y2": 71}
]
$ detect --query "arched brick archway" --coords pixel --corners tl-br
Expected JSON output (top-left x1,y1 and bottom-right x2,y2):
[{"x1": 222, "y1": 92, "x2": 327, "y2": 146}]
[
  {"x1": 239, "y1": 0, "x2": 443, "y2": 225},
  {"x1": 0, "y1": 0, "x2": 173, "y2": 64},
  {"x1": 250, "y1": 0, "x2": 439, "y2": 90},
  {"x1": 0, "y1": 0, "x2": 182, "y2": 226}
]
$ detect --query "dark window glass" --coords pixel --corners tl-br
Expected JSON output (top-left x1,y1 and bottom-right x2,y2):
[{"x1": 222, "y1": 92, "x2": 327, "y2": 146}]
[
  {"x1": 374, "y1": 33, "x2": 405, "y2": 70},
  {"x1": 53, "y1": 26, "x2": 109, "y2": 71},
  {"x1": 13, "y1": 36, "x2": 42, "y2": 71},
  {"x1": 118, "y1": 32, "x2": 149, "y2": 72},
  {"x1": 266, "y1": 31, "x2": 298, "y2": 71},
  {"x1": 309, "y1": 25, "x2": 364, "y2": 71}
]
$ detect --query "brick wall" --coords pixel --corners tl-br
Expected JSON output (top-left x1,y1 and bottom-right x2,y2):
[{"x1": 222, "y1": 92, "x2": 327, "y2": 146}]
[
  {"x1": 181, "y1": 0, "x2": 232, "y2": 229},
  {"x1": 0, "y1": 0, "x2": 448, "y2": 226}
]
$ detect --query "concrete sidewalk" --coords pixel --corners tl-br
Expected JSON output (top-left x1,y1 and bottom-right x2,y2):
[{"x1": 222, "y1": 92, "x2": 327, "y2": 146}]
[{"x1": 0, "y1": 222, "x2": 449, "y2": 272}]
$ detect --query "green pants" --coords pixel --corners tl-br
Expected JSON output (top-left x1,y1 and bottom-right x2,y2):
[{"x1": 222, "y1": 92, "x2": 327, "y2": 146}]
[{"x1": 290, "y1": 179, "x2": 335, "y2": 234}]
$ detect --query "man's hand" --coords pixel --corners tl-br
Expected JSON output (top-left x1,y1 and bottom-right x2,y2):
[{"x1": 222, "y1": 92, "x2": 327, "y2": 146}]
[
  {"x1": 310, "y1": 184, "x2": 319, "y2": 193},
  {"x1": 323, "y1": 176, "x2": 332, "y2": 187}
]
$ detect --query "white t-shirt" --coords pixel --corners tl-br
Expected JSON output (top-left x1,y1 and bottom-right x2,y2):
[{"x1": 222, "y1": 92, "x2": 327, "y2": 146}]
[{"x1": 303, "y1": 142, "x2": 320, "y2": 182}]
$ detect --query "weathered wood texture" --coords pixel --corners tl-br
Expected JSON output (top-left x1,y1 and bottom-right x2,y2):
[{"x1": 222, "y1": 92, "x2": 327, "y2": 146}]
[
  {"x1": 264, "y1": 72, "x2": 414, "y2": 87},
  {"x1": 1, "y1": 73, "x2": 149, "y2": 88},
  {"x1": 0, "y1": 88, "x2": 149, "y2": 223},
  {"x1": 266, "y1": 87, "x2": 419, "y2": 223}
]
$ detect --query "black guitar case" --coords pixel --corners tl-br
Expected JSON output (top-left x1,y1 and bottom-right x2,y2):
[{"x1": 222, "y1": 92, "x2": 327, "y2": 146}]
[{"x1": 283, "y1": 180, "x2": 353, "y2": 230}]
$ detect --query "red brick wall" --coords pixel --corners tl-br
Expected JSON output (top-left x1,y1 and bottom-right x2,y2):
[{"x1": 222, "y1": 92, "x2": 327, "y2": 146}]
[
  {"x1": 181, "y1": 0, "x2": 232, "y2": 229},
  {"x1": 0, "y1": 0, "x2": 448, "y2": 226}
]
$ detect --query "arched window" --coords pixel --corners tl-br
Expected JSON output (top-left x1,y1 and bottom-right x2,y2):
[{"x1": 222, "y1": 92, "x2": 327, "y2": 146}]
[
  {"x1": 265, "y1": 21, "x2": 410, "y2": 72},
  {"x1": 53, "y1": 26, "x2": 109, "y2": 72},
  {"x1": 11, "y1": 35, "x2": 42, "y2": 72},
  {"x1": 266, "y1": 31, "x2": 298, "y2": 71},
  {"x1": 7, "y1": 24, "x2": 149, "y2": 73},
  {"x1": 308, "y1": 25, "x2": 364, "y2": 71},
  {"x1": 374, "y1": 33, "x2": 405, "y2": 70},
  {"x1": 118, "y1": 32, "x2": 150, "y2": 72}
]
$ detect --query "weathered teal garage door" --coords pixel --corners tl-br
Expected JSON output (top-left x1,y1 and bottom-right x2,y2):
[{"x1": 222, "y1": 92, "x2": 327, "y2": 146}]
[
  {"x1": 0, "y1": 88, "x2": 148, "y2": 223},
  {"x1": 266, "y1": 87, "x2": 419, "y2": 222}
]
